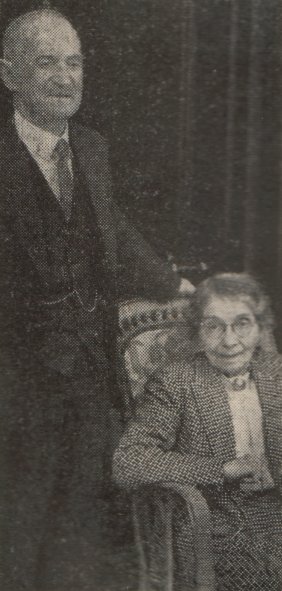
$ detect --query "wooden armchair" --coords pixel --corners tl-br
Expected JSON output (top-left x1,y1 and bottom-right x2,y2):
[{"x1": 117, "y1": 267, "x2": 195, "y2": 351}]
[
  {"x1": 117, "y1": 298, "x2": 278, "y2": 591},
  {"x1": 118, "y1": 298, "x2": 215, "y2": 591}
]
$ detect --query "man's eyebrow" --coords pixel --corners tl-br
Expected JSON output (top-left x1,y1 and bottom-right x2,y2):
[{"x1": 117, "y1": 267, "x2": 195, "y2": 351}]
[
  {"x1": 35, "y1": 54, "x2": 56, "y2": 58},
  {"x1": 34, "y1": 54, "x2": 84, "y2": 61},
  {"x1": 66, "y1": 54, "x2": 84, "y2": 61}
]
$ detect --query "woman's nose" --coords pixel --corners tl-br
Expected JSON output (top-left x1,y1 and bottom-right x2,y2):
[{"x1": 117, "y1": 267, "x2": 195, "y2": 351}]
[{"x1": 222, "y1": 325, "x2": 238, "y2": 346}]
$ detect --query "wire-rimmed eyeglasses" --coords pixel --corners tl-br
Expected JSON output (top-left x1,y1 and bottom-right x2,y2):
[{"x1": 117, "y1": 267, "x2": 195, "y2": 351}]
[{"x1": 200, "y1": 315, "x2": 256, "y2": 339}]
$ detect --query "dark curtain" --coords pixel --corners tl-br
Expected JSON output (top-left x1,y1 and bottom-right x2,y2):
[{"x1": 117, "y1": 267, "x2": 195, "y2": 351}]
[
  {"x1": 177, "y1": 0, "x2": 282, "y2": 343},
  {"x1": 0, "y1": 0, "x2": 281, "y2": 339}
]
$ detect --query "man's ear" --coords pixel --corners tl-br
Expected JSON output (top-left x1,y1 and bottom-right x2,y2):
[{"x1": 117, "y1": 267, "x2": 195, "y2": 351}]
[{"x1": 0, "y1": 58, "x2": 19, "y2": 91}]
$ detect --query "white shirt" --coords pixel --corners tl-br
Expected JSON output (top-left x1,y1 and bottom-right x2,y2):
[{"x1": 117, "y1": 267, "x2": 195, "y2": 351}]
[
  {"x1": 224, "y1": 373, "x2": 274, "y2": 487},
  {"x1": 14, "y1": 111, "x2": 73, "y2": 199},
  {"x1": 224, "y1": 374, "x2": 265, "y2": 457}
]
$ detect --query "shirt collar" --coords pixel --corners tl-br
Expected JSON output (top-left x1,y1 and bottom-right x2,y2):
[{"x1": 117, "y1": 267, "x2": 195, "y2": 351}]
[{"x1": 14, "y1": 110, "x2": 69, "y2": 162}]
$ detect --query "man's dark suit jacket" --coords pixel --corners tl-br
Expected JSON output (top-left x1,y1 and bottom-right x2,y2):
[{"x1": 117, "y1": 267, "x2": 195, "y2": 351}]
[{"x1": 0, "y1": 120, "x2": 180, "y2": 590}]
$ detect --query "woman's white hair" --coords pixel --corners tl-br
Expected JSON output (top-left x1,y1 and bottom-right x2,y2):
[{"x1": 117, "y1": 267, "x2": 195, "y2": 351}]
[{"x1": 188, "y1": 272, "x2": 273, "y2": 335}]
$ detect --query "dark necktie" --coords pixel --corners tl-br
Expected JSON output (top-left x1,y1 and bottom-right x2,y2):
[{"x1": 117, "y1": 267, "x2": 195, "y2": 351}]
[{"x1": 53, "y1": 138, "x2": 73, "y2": 221}]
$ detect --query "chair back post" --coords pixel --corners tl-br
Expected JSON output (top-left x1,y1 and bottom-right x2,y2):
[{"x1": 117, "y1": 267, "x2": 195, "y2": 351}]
[
  {"x1": 132, "y1": 498, "x2": 149, "y2": 591},
  {"x1": 164, "y1": 499, "x2": 174, "y2": 591}
]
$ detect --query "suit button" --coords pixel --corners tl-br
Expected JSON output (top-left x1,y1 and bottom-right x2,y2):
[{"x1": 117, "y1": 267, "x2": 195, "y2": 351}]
[{"x1": 62, "y1": 227, "x2": 70, "y2": 238}]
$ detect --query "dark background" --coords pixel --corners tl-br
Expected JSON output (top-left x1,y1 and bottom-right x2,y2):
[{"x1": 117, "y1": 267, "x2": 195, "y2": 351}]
[{"x1": 1, "y1": 0, "x2": 282, "y2": 340}]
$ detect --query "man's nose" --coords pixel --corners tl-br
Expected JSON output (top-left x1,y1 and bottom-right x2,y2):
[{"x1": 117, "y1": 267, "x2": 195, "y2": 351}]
[
  {"x1": 52, "y1": 63, "x2": 73, "y2": 84},
  {"x1": 222, "y1": 325, "x2": 238, "y2": 346}
]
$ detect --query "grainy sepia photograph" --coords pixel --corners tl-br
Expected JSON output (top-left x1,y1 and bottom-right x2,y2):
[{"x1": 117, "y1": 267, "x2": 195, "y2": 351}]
[{"x1": 0, "y1": 0, "x2": 282, "y2": 590}]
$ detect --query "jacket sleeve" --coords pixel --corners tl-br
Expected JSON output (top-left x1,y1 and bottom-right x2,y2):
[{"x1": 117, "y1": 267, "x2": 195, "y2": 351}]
[
  {"x1": 86, "y1": 126, "x2": 181, "y2": 301},
  {"x1": 113, "y1": 365, "x2": 224, "y2": 490},
  {"x1": 111, "y1": 201, "x2": 181, "y2": 301}
]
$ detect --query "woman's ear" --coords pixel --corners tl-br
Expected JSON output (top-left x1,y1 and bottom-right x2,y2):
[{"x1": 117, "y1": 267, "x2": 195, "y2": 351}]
[{"x1": 0, "y1": 58, "x2": 19, "y2": 91}]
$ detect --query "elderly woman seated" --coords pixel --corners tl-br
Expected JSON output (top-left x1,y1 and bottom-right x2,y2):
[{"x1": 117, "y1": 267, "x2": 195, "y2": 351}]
[{"x1": 113, "y1": 273, "x2": 282, "y2": 590}]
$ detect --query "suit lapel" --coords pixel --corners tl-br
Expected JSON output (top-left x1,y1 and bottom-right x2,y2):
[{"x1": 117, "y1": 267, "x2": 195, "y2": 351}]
[
  {"x1": 251, "y1": 350, "x2": 282, "y2": 482},
  {"x1": 191, "y1": 351, "x2": 282, "y2": 475},
  {"x1": 191, "y1": 354, "x2": 236, "y2": 463},
  {"x1": 1, "y1": 122, "x2": 52, "y2": 280},
  {"x1": 70, "y1": 124, "x2": 117, "y2": 275},
  {"x1": 2, "y1": 120, "x2": 118, "y2": 282}
]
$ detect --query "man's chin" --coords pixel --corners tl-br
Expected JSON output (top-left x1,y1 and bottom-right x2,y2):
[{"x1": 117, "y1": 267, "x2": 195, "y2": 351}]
[
  {"x1": 38, "y1": 98, "x2": 81, "y2": 121},
  {"x1": 50, "y1": 104, "x2": 80, "y2": 119}
]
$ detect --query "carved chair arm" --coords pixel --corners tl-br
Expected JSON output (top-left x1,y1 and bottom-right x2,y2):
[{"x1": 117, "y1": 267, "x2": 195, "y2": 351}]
[
  {"x1": 132, "y1": 482, "x2": 215, "y2": 591},
  {"x1": 164, "y1": 482, "x2": 215, "y2": 591}
]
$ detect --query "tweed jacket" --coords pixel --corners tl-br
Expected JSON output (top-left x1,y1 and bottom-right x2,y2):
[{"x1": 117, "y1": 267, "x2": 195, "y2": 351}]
[{"x1": 113, "y1": 348, "x2": 282, "y2": 492}]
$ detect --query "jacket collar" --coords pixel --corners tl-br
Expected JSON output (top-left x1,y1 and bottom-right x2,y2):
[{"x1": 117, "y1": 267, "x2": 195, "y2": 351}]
[
  {"x1": 191, "y1": 353, "x2": 236, "y2": 463},
  {"x1": 14, "y1": 110, "x2": 69, "y2": 162},
  {"x1": 0, "y1": 120, "x2": 48, "y2": 275},
  {"x1": 191, "y1": 349, "x2": 282, "y2": 474},
  {"x1": 251, "y1": 348, "x2": 282, "y2": 482}
]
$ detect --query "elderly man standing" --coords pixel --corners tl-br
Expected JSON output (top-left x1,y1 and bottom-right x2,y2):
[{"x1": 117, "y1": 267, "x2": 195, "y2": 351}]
[{"x1": 0, "y1": 8, "x2": 193, "y2": 591}]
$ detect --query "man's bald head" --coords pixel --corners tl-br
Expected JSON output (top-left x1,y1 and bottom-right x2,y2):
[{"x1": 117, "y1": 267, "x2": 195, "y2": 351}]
[
  {"x1": 1, "y1": 9, "x2": 84, "y2": 135},
  {"x1": 3, "y1": 9, "x2": 78, "y2": 63}
]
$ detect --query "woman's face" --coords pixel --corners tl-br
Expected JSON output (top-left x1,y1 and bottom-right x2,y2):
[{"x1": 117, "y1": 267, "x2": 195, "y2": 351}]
[{"x1": 199, "y1": 295, "x2": 261, "y2": 376}]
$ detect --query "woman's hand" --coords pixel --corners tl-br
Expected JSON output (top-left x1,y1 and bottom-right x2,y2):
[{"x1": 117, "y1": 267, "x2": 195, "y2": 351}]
[
  {"x1": 223, "y1": 454, "x2": 275, "y2": 492},
  {"x1": 223, "y1": 454, "x2": 258, "y2": 482}
]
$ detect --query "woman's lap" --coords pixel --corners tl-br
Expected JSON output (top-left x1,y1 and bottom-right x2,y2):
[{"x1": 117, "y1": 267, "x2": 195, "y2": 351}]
[{"x1": 212, "y1": 490, "x2": 282, "y2": 590}]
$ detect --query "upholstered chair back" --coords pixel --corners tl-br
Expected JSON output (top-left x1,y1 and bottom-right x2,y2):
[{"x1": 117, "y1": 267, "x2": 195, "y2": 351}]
[{"x1": 118, "y1": 297, "x2": 194, "y2": 409}]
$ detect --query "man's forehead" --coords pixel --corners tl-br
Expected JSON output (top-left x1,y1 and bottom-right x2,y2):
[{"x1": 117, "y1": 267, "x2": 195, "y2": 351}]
[{"x1": 20, "y1": 17, "x2": 81, "y2": 56}]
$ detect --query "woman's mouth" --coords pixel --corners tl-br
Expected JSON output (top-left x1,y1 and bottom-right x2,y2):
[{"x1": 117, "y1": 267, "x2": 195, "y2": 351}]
[{"x1": 217, "y1": 351, "x2": 243, "y2": 359}]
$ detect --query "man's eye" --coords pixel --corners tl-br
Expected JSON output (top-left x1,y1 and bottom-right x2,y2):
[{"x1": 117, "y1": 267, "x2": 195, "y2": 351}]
[
  {"x1": 36, "y1": 58, "x2": 54, "y2": 67},
  {"x1": 67, "y1": 58, "x2": 83, "y2": 69}
]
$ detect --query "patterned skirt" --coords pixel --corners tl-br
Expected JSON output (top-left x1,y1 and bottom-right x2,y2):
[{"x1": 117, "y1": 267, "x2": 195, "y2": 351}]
[
  {"x1": 211, "y1": 489, "x2": 282, "y2": 591},
  {"x1": 134, "y1": 486, "x2": 282, "y2": 591}
]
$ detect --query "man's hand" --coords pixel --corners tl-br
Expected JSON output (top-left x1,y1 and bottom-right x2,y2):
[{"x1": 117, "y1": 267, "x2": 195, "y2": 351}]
[{"x1": 179, "y1": 278, "x2": 195, "y2": 294}]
